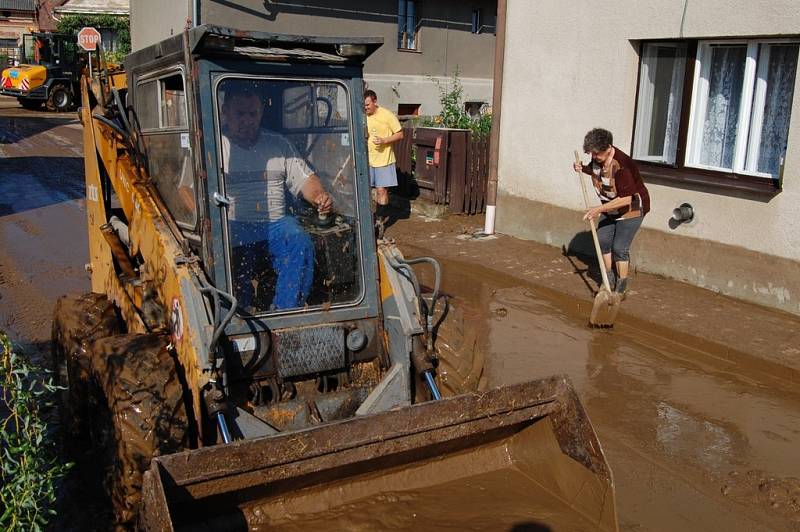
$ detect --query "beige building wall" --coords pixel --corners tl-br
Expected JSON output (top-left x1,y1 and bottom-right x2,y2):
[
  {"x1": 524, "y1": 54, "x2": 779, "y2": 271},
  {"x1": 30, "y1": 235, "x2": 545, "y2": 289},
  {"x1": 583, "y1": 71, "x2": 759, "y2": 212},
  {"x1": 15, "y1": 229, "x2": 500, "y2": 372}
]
[
  {"x1": 130, "y1": 1, "x2": 188, "y2": 49},
  {"x1": 0, "y1": 12, "x2": 37, "y2": 47},
  {"x1": 496, "y1": 0, "x2": 800, "y2": 314},
  {"x1": 130, "y1": 0, "x2": 495, "y2": 115}
]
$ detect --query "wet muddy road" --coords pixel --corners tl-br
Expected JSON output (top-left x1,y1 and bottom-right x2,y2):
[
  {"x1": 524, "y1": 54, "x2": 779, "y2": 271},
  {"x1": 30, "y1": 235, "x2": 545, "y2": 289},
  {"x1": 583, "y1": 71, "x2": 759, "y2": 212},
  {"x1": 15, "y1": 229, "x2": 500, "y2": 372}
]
[
  {"x1": 2, "y1": 99, "x2": 800, "y2": 530},
  {"x1": 415, "y1": 248, "x2": 800, "y2": 532},
  {"x1": 0, "y1": 97, "x2": 89, "y2": 355}
]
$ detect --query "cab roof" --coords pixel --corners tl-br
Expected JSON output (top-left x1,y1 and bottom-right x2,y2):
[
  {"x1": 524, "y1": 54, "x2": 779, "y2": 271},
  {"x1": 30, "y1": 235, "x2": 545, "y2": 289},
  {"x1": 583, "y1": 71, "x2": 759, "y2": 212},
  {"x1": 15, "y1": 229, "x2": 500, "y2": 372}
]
[{"x1": 125, "y1": 24, "x2": 383, "y2": 70}]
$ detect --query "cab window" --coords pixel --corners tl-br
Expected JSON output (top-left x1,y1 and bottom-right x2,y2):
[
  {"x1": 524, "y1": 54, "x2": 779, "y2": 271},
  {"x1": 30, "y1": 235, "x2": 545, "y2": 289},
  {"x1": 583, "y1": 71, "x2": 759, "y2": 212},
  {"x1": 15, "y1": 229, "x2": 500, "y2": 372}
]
[
  {"x1": 216, "y1": 77, "x2": 362, "y2": 315},
  {"x1": 136, "y1": 71, "x2": 195, "y2": 227}
]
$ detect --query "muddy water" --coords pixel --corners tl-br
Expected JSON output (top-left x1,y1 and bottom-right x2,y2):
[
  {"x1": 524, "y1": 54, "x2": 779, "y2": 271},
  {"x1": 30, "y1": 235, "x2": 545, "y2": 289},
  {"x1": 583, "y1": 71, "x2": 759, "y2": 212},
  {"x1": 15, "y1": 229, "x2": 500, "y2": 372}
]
[
  {"x1": 240, "y1": 427, "x2": 612, "y2": 532},
  {"x1": 420, "y1": 252, "x2": 800, "y2": 532},
  {"x1": 186, "y1": 252, "x2": 800, "y2": 531}
]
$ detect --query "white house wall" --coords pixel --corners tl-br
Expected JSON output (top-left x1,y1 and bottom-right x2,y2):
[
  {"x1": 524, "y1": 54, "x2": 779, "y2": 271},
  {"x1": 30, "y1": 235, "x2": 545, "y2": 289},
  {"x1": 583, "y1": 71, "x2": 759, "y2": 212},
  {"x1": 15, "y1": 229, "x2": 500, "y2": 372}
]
[{"x1": 496, "y1": 0, "x2": 800, "y2": 314}]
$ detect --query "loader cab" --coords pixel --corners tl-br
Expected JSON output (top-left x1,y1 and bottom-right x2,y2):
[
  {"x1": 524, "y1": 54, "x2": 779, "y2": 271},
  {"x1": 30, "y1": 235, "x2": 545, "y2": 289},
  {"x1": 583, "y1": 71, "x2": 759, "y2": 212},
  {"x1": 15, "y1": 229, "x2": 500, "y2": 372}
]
[
  {"x1": 126, "y1": 26, "x2": 382, "y2": 332},
  {"x1": 20, "y1": 33, "x2": 77, "y2": 68}
]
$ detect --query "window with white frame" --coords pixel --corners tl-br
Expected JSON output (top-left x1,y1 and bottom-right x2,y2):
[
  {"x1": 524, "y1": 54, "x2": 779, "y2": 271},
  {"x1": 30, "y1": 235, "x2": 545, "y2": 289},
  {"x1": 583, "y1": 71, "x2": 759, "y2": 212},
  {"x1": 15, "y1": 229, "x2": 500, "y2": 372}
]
[
  {"x1": 634, "y1": 39, "x2": 799, "y2": 189},
  {"x1": 634, "y1": 42, "x2": 687, "y2": 165}
]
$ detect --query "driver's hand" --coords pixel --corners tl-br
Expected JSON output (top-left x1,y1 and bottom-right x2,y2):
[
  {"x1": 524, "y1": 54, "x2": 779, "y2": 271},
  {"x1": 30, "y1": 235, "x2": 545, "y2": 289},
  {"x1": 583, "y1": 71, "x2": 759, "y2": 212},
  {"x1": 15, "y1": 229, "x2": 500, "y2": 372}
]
[{"x1": 316, "y1": 192, "x2": 333, "y2": 214}]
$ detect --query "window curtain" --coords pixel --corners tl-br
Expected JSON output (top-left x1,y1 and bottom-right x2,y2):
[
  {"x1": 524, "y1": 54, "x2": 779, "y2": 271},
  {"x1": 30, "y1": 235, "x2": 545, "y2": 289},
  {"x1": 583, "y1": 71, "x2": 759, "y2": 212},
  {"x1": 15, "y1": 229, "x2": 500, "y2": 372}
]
[
  {"x1": 662, "y1": 53, "x2": 685, "y2": 164},
  {"x1": 757, "y1": 44, "x2": 799, "y2": 177},
  {"x1": 700, "y1": 46, "x2": 746, "y2": 169}
]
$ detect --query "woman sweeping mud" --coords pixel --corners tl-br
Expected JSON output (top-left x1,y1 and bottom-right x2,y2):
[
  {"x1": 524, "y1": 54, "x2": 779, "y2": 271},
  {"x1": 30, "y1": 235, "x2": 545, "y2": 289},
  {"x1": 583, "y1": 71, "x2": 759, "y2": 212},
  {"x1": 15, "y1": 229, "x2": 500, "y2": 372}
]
[{"x1": 573, "y1": 128, "x2": 650, "y2": 298}]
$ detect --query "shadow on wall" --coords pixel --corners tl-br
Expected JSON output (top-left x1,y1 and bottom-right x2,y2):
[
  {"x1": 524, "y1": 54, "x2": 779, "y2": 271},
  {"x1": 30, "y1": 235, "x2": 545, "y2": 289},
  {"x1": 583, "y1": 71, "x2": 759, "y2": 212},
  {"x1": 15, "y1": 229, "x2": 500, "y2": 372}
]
[{"x1": 205, "y1": 0, "x2": 485, "y2": 31}]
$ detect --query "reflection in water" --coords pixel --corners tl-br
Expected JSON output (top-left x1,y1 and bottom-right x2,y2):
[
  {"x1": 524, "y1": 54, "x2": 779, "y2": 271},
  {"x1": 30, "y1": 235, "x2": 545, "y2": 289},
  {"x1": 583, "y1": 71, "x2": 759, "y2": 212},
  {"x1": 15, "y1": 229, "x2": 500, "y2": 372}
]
[{"x1": 655, "y1": 402, "x2": 733, "y2": 471}]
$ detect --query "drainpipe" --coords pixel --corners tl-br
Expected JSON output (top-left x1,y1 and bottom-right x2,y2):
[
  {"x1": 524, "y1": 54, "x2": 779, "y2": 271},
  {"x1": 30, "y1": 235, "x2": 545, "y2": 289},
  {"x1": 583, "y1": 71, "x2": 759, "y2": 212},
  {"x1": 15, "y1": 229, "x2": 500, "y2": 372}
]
[
  {"x1": 483, "y1": 0, "x2": 506, "y2": 235},
  {"x1": 190, "y1": 0, "x2": 200, "y2": 27}
]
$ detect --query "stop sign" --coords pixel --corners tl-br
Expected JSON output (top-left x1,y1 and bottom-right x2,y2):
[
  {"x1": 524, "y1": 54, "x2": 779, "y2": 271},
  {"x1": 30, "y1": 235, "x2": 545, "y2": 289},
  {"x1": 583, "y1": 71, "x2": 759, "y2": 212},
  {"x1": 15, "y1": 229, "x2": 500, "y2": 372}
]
[{"x1": 77, "y1": 27, "x2": 101, "y2": 51}]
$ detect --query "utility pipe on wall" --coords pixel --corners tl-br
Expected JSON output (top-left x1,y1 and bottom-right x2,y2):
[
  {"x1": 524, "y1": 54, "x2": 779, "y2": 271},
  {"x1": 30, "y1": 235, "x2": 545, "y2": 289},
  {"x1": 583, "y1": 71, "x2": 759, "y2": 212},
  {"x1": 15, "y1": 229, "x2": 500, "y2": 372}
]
[
  {"x1": 190, "y1": 0, "x2": 200, "y2": 27},
  {"x1": 483, "y1": 0, "x2": 506, "y2": 235}
]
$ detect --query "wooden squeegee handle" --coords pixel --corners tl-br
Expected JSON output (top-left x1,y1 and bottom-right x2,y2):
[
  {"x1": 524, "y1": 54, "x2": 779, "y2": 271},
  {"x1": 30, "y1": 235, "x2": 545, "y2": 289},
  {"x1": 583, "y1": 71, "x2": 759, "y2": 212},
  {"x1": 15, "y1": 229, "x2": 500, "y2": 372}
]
[{"x1": 575, "y1": 151, "x2": 612, "y2": 293}]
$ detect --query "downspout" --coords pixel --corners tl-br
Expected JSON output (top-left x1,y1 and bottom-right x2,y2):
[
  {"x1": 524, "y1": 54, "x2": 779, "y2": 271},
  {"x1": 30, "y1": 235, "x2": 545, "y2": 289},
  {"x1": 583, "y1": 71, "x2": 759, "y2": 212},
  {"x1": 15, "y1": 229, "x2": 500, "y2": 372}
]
[
  {"x1": 483, "y1": 0, "x2": 506, "y2": 235},
  {"x1": 190, "y1": 0, "x2": 200, "y2": 27}
]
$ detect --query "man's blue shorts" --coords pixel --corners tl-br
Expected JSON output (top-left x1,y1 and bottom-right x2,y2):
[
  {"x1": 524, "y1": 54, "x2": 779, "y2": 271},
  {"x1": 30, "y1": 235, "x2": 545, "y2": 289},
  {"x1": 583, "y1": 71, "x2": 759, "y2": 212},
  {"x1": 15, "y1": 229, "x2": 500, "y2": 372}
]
[{"x1": 369, "y1": 163, "x2": 398, "y2": 188}]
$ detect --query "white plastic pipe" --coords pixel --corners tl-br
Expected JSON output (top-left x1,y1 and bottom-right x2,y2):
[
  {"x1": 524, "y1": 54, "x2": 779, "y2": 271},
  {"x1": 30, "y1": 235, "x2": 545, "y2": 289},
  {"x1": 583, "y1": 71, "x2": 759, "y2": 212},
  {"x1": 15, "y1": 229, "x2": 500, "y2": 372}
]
[{"x1": 483, "y1": 205, "x2": 496, "y2": 235}]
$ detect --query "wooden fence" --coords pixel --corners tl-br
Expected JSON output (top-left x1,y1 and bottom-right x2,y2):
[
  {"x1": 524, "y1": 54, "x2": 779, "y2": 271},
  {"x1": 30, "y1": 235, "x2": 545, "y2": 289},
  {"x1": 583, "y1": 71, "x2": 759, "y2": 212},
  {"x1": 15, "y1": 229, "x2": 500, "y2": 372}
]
[{"x1": 394, "y1": 126, "x2": 490, "y2": 215}]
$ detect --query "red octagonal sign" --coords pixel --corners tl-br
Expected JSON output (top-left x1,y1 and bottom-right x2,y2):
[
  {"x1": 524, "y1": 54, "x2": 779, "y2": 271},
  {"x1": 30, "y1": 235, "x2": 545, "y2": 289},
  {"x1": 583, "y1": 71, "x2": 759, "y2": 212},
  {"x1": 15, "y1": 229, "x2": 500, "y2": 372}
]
[{"x1": 77, "y1": 27, "x2": 101, "y2": 51}]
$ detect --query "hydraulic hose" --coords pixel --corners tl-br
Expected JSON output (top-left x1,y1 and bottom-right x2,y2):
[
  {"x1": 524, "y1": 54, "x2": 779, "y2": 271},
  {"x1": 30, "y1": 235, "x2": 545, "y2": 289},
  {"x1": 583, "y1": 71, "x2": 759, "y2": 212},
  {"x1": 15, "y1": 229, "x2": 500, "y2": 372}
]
[
  {"x1": 386, "y1": 250, "x2": 448, "y2": 350},
  {"x1": 216, "y1": 412, "x2": 232, "y2": 444},
  {"x1": 424, "y1": 371, "x2": 442, "y2": 400},
  {"x1": 384, "y1": 250, "x2": 448, "y2": 401}
]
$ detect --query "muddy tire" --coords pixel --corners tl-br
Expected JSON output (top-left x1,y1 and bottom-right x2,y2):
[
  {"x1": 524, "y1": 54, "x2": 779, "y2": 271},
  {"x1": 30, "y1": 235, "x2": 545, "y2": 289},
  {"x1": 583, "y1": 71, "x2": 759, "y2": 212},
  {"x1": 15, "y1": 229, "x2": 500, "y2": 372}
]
[
  {"x1": 432, "y1": 300, "x2": 487, "y2": 397},
  {"x1": 52, "y1": 293, "x2": 122, "y2": 447},
  {"x1": 18, "y1": 97, "x2": 43, "y2": 110},
  {"x1": 46, "y1": 83, "x2": 72, "y2": 112},
  {"x1": 88, "y1": 333, "x2": 189, "y2": 529}
]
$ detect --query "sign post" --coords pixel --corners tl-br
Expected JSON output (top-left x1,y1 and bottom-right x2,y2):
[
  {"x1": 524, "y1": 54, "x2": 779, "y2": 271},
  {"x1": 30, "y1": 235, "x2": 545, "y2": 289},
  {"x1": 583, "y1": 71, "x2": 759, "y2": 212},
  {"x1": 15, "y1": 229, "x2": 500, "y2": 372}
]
[{"x1": 77, "y1": 27, "x2": 101, "y2": 76}]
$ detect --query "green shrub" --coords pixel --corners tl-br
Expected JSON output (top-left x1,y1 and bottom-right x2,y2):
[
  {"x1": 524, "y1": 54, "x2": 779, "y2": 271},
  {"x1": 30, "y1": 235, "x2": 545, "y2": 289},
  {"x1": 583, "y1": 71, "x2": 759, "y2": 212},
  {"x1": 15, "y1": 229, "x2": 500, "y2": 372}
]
[
  {"x1": 0, "y1": 333, "x2": 71, "y2": 531},
  {"x1": 423, "y1": 67, "x2": 492, "y2": 137}
]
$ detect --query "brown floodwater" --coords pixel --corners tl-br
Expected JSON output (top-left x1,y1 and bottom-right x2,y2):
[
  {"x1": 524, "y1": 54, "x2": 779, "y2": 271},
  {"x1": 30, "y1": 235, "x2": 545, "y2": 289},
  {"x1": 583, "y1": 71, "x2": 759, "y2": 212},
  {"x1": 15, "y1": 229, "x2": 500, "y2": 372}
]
[
  {"x1": 238, "y1": 420, "x2": 615, "y2": 532},
  {"x1": 171, "y1": 251, "x2": 800, "y2": 532},
  {"x1": 418, "y1": 252, "x2": 800, "y2": 532}
]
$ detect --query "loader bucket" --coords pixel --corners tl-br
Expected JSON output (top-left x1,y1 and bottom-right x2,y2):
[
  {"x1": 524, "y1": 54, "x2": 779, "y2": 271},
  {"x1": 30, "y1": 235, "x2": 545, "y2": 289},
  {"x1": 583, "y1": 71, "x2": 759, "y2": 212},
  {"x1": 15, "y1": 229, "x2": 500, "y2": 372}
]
[{"x1": 141, "y1": 376, "x2": 617, "y2": 531}]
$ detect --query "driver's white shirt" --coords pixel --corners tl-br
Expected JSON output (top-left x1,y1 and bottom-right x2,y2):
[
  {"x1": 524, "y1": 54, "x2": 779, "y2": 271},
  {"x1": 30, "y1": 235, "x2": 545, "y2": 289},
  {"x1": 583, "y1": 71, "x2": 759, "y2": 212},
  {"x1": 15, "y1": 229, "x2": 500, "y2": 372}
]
[{"x1": 221, "y1": 129, "x2": 313, "y2": 222}]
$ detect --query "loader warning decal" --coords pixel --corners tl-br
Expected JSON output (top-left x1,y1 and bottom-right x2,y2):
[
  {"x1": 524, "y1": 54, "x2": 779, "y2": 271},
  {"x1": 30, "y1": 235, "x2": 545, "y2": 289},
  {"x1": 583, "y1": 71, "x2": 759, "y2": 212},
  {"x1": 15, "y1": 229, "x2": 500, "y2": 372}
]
[{"x1": 170, "y1": 297, "x2": 184, "y2": 342}]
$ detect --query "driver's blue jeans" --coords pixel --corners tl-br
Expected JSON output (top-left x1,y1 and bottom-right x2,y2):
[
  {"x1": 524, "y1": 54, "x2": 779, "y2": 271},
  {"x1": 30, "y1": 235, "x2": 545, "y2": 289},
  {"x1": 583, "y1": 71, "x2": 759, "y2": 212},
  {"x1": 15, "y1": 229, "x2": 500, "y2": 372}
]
[{"x1": 230, "y1": 217, "x2": 314, "y2": 311}]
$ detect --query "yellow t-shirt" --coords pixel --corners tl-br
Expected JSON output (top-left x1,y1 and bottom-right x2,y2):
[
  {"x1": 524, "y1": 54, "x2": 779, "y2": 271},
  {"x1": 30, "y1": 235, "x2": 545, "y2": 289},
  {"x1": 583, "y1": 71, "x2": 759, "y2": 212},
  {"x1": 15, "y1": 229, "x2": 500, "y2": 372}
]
[{"x1": 366, "y1": 106, "x2": 402, "y2": 168}]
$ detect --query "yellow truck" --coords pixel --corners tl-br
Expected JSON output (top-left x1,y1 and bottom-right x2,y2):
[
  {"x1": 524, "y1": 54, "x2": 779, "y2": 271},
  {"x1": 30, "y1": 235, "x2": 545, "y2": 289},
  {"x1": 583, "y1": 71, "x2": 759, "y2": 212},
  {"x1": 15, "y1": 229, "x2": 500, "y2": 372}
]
[
  {"x1": 1, "y1": 32, "x2": 81, "y2": 111},
  {"x1": 53, "y1": 25, "x2": 618, "y2": 530}
]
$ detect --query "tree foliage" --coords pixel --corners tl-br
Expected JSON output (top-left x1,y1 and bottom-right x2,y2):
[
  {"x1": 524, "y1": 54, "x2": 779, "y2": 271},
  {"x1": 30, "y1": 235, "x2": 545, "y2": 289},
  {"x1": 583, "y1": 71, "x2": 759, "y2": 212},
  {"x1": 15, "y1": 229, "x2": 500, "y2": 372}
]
[
  {"x1": 0, "y1": 333, "x2": 71, "y2": 531},
  {"x1": 56, "y1": 14, "x2": 130, "y2": 61}
]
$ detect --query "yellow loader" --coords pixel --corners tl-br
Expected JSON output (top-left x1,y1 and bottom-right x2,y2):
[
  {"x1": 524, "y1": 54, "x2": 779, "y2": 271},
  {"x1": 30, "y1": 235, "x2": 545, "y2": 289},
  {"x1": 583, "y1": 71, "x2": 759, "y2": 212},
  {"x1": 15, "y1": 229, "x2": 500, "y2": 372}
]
[
  {"x1": 52, "y1": 25, "x2": 617, "y2": 531},
  {"x1": 0, "y1": 32, "x2": 81, "y2": 111}
]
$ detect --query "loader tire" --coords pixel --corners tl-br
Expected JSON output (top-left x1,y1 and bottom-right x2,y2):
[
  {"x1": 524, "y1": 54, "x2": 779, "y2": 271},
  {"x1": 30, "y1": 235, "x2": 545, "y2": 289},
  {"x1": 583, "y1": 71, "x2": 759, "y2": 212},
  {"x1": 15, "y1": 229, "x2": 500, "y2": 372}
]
[
  {"x1": 88, "y1": 333, "x2": 189, "y2": 529},
  {"x1": 52, "y1": 293, "x2": 122, "y2": 449},
  {"x1": 46, "y1": 83, "x2": 72, "y2": 112}
]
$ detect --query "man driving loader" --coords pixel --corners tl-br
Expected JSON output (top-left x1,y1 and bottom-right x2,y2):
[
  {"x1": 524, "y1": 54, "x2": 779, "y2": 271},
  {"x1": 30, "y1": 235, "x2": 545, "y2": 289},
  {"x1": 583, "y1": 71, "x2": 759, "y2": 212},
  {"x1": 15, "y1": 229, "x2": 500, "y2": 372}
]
[{"x1": 221, "y1": 82, "x2": 333, "y2": 312}]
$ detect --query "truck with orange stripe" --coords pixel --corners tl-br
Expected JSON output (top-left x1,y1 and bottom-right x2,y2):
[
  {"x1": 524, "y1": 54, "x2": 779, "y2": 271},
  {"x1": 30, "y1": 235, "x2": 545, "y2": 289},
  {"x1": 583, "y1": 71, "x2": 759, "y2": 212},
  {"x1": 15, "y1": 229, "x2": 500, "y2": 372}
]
[{"x1": 0, "y1": 32, "x2": 82, "y2": 111}]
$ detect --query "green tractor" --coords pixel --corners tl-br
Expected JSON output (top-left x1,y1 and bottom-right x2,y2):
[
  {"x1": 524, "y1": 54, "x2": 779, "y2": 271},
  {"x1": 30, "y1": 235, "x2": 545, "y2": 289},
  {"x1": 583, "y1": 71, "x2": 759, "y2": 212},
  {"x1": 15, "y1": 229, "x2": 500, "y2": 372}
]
[{"x1": 0, "y1": 32, "x2": 82, "y2": 111}]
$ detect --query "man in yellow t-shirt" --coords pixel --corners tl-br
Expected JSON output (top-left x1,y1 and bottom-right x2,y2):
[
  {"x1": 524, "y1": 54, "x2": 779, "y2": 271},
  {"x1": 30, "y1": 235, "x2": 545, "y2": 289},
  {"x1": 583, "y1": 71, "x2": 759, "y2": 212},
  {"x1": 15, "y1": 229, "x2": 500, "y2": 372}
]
[{"x1": 364, "y1": 90, "x2": 404, "y2": 219}]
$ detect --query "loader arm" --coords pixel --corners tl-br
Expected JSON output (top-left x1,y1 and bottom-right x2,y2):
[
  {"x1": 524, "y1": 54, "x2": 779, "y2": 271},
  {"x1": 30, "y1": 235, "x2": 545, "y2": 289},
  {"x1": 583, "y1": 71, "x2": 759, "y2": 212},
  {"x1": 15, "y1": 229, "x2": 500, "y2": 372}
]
[{"x1": 79, "y1": 72, "x2": 216, "y2": 432}]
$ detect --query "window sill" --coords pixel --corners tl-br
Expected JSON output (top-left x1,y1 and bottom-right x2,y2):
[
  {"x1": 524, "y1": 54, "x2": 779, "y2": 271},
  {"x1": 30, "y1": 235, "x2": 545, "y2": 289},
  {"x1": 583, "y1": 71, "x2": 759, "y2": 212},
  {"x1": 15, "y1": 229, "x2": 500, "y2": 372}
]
[
  {"x1": 638, "y1": 162, "x2": 782, "y2": 197},
  {"x1": 397, "y1": 48, "x2": 422, "y2": 54}
]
